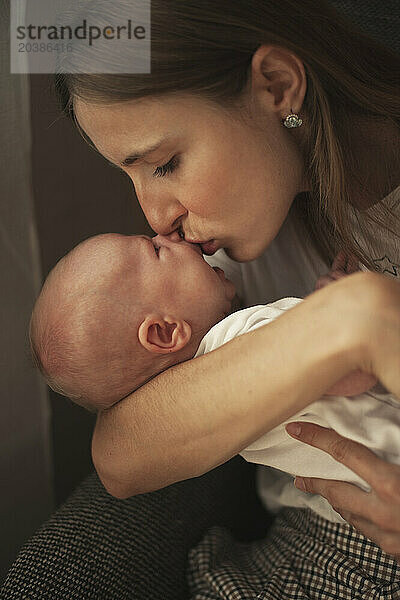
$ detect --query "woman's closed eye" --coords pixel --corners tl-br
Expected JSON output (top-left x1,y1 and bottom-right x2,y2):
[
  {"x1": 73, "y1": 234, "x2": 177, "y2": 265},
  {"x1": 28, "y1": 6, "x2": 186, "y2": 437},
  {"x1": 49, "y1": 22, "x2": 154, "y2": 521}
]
[{"x1": 153, "y1": 155, "x2": 179, "y2": 178}]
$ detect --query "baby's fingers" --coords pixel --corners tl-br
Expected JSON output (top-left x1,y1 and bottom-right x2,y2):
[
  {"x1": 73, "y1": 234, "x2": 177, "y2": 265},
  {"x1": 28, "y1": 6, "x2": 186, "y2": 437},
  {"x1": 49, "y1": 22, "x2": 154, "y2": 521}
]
[
  {"x1": 331, "y1": 251, "x2": 359, "y2": 274},
  {"x1": 344, "y1": 253, "x2": 360, "y2": 274},
  {"x1": 331, "y1": 251, "x2": 347, "y2": 272},
  {"x1": 315, "y1": 275, "x2": 335, "y2": 290}
]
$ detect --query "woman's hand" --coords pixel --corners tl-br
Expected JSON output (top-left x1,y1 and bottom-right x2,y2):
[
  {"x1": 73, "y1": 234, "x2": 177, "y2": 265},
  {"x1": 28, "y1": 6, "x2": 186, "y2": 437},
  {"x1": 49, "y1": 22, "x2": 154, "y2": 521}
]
[{"x1": 286, "y1": 422, "x2": 400, "y2": 561}]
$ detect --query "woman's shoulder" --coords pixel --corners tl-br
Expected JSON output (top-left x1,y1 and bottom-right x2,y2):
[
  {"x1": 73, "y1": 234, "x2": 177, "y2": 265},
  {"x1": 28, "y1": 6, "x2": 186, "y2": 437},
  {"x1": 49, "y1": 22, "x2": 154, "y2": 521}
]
[{"x1": 351, "y1": 184, "x2": 400, "y2": 280}]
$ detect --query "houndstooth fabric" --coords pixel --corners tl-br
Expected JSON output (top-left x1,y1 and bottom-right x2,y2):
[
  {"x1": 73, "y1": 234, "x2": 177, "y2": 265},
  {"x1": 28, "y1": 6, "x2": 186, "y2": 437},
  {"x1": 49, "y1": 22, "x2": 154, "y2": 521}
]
[
  {"x1": 187, "y1": 507, "x2": 400, "y2": 599},
  {"x1": 0, "y1": 458, "x2": 270, "y2": 600}
]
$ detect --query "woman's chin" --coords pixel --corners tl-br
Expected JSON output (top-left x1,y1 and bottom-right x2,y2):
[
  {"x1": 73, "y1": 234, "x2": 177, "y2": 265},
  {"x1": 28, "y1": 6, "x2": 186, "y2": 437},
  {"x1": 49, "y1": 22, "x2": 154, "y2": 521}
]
[{"x1": 224, "y1": 245, "x2": 257, "y2": 263}]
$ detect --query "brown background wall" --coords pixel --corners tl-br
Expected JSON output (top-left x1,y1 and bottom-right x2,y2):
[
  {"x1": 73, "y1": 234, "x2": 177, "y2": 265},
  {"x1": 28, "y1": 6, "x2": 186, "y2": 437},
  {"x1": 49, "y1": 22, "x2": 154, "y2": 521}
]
[
  {"x1": 1, "y1": 3, "x2": 53, "y2": 577},
  {"x1": 29, "y1": 74, "x2": 152, "y2": 505}
]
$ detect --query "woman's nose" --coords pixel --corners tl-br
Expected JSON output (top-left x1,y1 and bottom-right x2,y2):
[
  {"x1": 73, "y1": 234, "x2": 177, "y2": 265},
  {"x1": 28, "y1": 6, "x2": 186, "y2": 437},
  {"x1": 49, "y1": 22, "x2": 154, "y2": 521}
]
[{"x1": 136, "y1": 188, "x2": 186, "y2": 236}]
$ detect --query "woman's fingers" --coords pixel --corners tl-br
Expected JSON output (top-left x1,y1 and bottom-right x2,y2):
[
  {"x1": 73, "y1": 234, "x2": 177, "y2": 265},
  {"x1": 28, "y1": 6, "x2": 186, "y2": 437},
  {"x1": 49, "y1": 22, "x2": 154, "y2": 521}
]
[
  {"x1": 293, "y1": 477, "x2": 400, "y2": 532},
  {"x1": 294, "y1": 477, "x2": 369, "y2": 515},
  {"x1": 285, "y1": 422, "x2": 392, "y2": 488},
  {"x1": 294, "y1": 475, "x2": 400, "y2": 559},
  {"x1": 287, "y1": 422, "x2": 400, "y2": 559}
]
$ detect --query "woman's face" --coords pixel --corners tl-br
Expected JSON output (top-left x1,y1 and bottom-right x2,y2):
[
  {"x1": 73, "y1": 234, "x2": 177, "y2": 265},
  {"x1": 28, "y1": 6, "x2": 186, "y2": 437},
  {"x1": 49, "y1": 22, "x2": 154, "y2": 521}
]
[{"x1": 75, "y1": 91, "x2": 307, "y2": 262}]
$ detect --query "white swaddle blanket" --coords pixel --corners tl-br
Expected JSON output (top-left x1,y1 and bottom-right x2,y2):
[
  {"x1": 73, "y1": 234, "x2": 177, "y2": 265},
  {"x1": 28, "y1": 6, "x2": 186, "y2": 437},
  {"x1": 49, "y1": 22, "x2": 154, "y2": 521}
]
[{"x1": 195, "y1": 299, "x2": 400, "y2": 522}]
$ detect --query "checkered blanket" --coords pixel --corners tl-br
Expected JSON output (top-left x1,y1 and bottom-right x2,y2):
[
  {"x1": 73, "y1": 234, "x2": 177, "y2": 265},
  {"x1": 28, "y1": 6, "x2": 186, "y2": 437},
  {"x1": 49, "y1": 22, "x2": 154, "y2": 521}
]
[{"x1": 187, "y1": 508, "x2": 400, "y2": 599}]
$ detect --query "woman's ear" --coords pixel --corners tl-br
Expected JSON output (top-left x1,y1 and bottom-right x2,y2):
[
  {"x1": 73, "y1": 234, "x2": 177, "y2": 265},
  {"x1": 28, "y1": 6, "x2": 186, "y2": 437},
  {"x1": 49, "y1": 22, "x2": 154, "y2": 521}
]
[
  {"x1": 137, "y1": 314, "x2": 192, "y2": 354},
  {"x1": 250, "y1": 44, "x2": 307, "y2": 114}
]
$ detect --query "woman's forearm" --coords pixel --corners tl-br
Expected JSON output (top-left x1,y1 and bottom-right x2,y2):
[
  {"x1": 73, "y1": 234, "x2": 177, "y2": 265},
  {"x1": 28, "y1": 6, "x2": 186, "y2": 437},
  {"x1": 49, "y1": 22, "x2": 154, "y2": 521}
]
[{"x1": 92, "y1": 273, "x2": 376, "y2": 498}]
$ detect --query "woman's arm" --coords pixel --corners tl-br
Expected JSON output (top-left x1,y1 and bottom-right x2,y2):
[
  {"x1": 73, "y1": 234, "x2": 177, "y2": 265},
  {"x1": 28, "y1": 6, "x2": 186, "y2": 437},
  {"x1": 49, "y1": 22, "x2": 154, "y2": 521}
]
[{"x1": 92, "y1": 271, "x2": 400, "y2": 499}]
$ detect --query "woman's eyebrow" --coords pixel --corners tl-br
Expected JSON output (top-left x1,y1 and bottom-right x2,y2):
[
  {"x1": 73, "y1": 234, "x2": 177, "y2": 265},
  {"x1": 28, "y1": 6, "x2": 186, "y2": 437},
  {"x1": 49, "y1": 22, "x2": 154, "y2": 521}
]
[{"x1": 120, "y1": 137, "x2": 171, "y2": 167}]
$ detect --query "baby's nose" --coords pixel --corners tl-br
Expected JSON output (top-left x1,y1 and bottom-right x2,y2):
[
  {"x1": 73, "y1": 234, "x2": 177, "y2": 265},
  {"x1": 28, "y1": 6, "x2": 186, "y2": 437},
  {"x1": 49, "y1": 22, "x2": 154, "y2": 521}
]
[
  {"x1": 165, "y1": 230, "x2": 183, "y2": 243},
  {"x1": 153, "y1": 231, "x2": 182, "y2": 244}
]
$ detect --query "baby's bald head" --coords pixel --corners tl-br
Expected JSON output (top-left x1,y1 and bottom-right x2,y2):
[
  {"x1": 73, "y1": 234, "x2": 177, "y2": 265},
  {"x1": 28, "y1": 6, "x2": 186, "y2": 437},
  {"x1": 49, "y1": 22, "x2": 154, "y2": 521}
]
[{"x1": 30, "y1": 234, "x2": 163, "y2": 411}]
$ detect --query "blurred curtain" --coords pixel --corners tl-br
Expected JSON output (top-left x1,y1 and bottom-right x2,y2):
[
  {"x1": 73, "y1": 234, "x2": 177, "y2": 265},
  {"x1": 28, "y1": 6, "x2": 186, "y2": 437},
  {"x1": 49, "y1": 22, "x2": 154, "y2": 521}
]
[{"x1": 0, "y1": 0, "x2": 53, "y2": 581}]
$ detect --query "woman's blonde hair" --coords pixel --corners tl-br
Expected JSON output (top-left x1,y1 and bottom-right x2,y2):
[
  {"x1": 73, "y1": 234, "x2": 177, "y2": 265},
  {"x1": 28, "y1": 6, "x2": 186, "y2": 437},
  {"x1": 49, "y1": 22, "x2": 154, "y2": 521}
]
[{"x1": 55, "y1": 0, "x2": 400, "y2": 268}]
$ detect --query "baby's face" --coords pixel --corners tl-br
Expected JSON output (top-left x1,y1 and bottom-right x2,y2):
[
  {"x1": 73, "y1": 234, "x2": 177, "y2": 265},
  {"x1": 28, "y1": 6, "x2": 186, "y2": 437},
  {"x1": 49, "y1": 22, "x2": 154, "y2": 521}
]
[
  {"x1": 144, "y1": 230, "x2": 236, "y2": 325},
  {"x1": 80, "y1": 230, "x2": 236, "y2": 332}
]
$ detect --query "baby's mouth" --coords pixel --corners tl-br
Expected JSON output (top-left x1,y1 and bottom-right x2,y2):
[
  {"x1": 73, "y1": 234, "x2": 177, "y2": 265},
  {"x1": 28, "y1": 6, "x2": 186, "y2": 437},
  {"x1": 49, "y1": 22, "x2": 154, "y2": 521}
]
[
  {"x1": 212, "y1": 266, "x2": 228, "y2": 282},
  {"x1": 188, "y1": 242, "x2": 203, "y2": 256}
]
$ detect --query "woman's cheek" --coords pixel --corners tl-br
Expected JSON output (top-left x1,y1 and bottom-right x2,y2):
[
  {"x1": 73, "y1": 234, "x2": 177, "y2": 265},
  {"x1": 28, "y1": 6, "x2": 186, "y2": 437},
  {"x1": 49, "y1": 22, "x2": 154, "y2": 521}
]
[
  {"x1": 184, "y1": 152, "x2": 234, "y2": 218},
  {"x1": 182, "y1": 180, "x2": 227, "y2": 219}
]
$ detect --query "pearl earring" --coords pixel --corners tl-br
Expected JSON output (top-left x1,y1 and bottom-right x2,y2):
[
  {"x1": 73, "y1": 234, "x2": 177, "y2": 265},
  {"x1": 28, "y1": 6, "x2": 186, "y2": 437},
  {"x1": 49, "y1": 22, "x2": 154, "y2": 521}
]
[{"x1": 283, "y1": 109, "x2": 303, "y2": 129}]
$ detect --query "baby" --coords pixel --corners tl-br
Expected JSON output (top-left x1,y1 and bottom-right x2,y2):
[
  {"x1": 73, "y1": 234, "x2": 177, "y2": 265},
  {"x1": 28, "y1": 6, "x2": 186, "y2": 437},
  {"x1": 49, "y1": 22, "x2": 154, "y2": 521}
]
[{"x1": 30, "y1": 232, "x2": 374, "y2": 412}]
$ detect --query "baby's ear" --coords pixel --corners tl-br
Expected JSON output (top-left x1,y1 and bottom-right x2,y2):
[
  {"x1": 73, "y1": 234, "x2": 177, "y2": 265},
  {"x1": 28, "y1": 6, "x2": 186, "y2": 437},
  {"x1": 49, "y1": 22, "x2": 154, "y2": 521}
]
[{"x1": 138, "y1": 314, "x2": 192, "y2": 354}]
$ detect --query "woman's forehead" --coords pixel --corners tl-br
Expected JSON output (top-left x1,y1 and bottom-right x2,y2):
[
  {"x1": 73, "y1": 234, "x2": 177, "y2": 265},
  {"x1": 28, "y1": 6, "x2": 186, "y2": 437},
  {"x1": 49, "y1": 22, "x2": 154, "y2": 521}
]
[
  {"x1": 74, "y1": 93, "x2": 203, "y2": 131},
  {"x1": 73, "y1": 95, "x2": 191, "y2": 163},
  {"x1": 74, "y1": 97, "x2": 152, "y2": 145}
]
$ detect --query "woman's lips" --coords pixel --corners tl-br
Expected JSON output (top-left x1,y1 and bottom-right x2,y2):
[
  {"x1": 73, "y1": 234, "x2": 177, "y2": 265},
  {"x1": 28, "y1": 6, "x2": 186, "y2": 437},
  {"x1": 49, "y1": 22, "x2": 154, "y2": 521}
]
[
  {"x1": 186, "y1": 240, "x2": 219, "y2": 255},
  {"x1": 201, "y1": 241, "x2": 219, "y2": 255}
]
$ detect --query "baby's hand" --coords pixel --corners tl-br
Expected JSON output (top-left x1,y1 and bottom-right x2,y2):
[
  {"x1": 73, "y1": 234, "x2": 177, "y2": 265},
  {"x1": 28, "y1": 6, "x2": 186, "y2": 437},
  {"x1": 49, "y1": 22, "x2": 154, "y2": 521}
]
[{"x1": 315, "y1": 251, "x2": 359, "y2": 290}]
